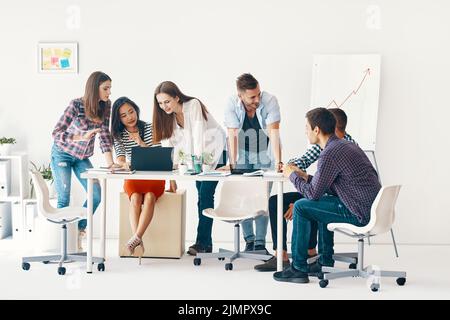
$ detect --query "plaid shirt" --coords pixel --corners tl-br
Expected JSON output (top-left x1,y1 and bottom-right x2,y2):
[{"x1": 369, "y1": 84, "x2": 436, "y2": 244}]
[
  {"x1": 52, "y1": 98, "x2": 113, "y2": 160},
  {"x1": 289, "y1": 135, "x2": 381, "y2": 223},
  {"x1": 288, "y1": 133, "x2": 356, "y2": 171}
]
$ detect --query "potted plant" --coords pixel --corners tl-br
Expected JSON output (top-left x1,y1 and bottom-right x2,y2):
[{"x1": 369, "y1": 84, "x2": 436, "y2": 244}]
[
  {"x1": 0, "y1": 137, "x2": 16, "y2": 156},
  {"x1": 30, "y1": 161, "x2": 55, "y2": 198},
  {"x1": 177, "y1": 149, "x2": 189, "y2": 175},
  {"x1": 202, "y1": 152, "x2": 214, "y2": 173}
]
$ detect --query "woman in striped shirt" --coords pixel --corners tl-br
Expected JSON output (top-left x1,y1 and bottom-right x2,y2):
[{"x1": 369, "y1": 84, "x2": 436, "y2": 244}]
[{"x1": 111, "y1": 97, "x2": 165, "y2": 263}]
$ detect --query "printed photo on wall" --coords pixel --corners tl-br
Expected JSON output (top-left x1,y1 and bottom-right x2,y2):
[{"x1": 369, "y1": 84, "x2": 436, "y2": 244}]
[{"x1": 37, "y1": 42, "x2": 78, "y2": 73}]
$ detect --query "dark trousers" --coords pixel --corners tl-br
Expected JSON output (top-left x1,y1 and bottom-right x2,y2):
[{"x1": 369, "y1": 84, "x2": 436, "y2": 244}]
[
  {"x1": 268, "y1": 192, "x2": 318, "y2": 251},
  {"x1": 193, "y1": 150, "x2": 227, "y2": 248},
  {"x1": 195, "y1": 180, "x2": 219, "y2": 248}
]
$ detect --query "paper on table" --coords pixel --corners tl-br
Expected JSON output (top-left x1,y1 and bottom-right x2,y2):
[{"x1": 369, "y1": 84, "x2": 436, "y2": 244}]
[
  {"x1": 86, "y1": 168, "x2": 135, "y2": 174},
  {"x1": 198, "y1": 171, "x2": 231, "y2": 177},
  {"x1": 263, "y1": 171, "x2": 284, "y2": 177},
  {"x1": 242, "y1": 170, "x2": 264, "y2": 177}
]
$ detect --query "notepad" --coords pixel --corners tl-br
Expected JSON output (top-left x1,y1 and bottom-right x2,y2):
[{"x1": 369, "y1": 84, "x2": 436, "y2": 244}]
[
  {"x1": 242, "y1": 170, "x2": 264, "y2": 177},
  {"x1": 263, "y1": 171, "x2": 284, "y2": 177},
  {"x1": 197, "y1": 171, "x2": 231, "y2": 177},
  {"x1": 86, "y1": 168, "x2": 135, "y2": 174}
]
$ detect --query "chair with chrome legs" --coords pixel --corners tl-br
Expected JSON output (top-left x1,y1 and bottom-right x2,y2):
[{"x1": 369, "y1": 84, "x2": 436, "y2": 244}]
[
  {"x1": 21, "y1": 171, "x2": 104, "y2": 275},
  {"x1": 318, "y1": 185, "x2": 406, "y2": 292},
  {"x1": 193, "y1": 181, "x2": 273, "y2": 270}
]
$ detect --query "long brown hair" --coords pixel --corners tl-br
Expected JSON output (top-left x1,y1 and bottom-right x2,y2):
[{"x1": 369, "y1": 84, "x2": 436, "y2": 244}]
[
  {"x1": 83, "y1": 71, "x2": 112, "y2": 121},
  {"x1": 153, "y1": 81, "x2": 208, "y2": 142}
]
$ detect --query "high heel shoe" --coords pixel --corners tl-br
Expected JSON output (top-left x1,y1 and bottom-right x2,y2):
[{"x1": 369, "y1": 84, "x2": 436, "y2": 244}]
[
  {"x1": 134, "y1": 242, "x2": 145, "y2": 265},
  {"x1": 126, "y1": 235, "x2": 144, "y2": 264}
]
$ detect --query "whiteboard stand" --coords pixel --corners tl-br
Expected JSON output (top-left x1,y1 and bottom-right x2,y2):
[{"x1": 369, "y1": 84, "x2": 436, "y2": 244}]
[{"x1": 365, "y1": 150, "x2": 399, "y2": 258}]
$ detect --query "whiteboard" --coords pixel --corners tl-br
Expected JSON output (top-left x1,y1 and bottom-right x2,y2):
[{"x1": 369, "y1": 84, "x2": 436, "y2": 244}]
[{"x1": 310, "y1": 54, "x2": 381, "y2": 151}]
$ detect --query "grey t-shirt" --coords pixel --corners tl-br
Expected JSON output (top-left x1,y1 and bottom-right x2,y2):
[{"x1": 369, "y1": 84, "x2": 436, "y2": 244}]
[{"x1": 238, "y1": 113, "x2": 269, "y2": 166}]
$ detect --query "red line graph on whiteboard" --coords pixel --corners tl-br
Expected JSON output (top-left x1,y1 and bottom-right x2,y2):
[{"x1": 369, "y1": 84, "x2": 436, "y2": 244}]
[{"x1": 327, "y1": 68, "x2": 371, "y2": 108}]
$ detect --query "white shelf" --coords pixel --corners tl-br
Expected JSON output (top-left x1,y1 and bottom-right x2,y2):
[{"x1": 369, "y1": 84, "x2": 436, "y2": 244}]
[
  {"x1": 0, "y1": 154, "x2": 26, "y2": 160},
  {"x1": 0, "y1": 195, "x2": 21, "y2": 202}
]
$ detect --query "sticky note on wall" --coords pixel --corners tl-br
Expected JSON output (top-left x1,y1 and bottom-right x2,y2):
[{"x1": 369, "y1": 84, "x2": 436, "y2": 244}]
[
  {"x1": 54, "y1": 48, "x2": 62, "y2": 57},
  {"x1": 42, "y1": 48, "x2": 51, "y2": 58},
  {"x1": 51, "y1": 56, "x2": 59, "y2": 65},
  {"x1": 63, "y1": 48, "x2": 72, "y2": 58},
  {"x1": 60, "y1": 58, "x2": 70, "y2": 68}
]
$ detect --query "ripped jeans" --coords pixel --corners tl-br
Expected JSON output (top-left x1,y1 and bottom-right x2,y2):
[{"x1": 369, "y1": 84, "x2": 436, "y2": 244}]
[{"x1": 50, "y1": 144, "x2": 101, "y2": 230}]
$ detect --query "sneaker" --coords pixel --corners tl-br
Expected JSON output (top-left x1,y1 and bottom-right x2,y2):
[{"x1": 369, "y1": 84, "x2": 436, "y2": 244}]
[
  {"x1": 77, "y1": 229, "x2": 86, "y2": 252},
  {"x1": 244, "y1": 241, "x2": 255, "y2": 252},
  {"x1": 187, "y1": 243, "x2": 213, "y2": 256},
  {"x1": 254, "y1": 256, "x2": 290, "y2": 272},
  {"x1": 308, "y1": 261, "x2": 333, "y2": 278},
  {"x1": 254, "y1": 245, "x2": 270, "y2": 255},
  {"x1": 273, "y1": 265, "x2": 309, "y2": 283}
]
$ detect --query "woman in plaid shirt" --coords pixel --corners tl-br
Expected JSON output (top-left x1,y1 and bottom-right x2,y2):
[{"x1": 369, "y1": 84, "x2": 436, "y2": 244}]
[{"x1": 51, "y1": 71, "x2": 116, "y2": 250}]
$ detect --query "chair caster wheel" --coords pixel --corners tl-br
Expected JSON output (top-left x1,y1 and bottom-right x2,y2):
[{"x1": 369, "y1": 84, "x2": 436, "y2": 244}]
[
  {"x1": 396, "y1": 277, "x2": 406, "y2": 286},
  {"x1": 43, "y1": 261, "x2": 50, "y2": 264},
  {"x1": 193, "y1": 258, "x2": 201, "y2": 266},
  {"x1": 349, "y1": 263, "x2": 357, "y2": 269},
  {"x1": 57, "y1": 267, "x2": 66, "y2": 275},
  {"x1": 97, "y1": 263, "x2": 105, "y2": 272},
  {"x1": 218, "y1": 257, "x2": 225, "y2": 261},
  {"x1": 319, "y1": 279, "x2": 329, "y2": 288},
  {"x1": 370, "y1": 283, "x2": 380, "y2": 292},
  {"x1": 225, "y1": 263, "x2": 233, "y2": 271},
  {"x1": 22, "y1": 262, "x2": 30, "y2": 271}
]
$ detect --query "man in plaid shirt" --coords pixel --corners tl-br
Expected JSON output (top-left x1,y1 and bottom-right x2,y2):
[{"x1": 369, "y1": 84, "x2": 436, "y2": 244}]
[
  {"x1": 255, "y1": 108, "x2": 357, "y2": 272},
  {"x1": 273, "y1": 108, "x2": 380, "y2": 284}
]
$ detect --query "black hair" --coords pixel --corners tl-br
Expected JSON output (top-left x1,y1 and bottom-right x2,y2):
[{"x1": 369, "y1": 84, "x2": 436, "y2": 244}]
[
  {"x1": 328, "y1": 108, "x2": 348, "y2": 132},
  {"x1": 306, "y1": 107, "x2": 336, "y2": 135},
  {"x1": 111, "y1": 96, "x2": 146, "y2": 141}
]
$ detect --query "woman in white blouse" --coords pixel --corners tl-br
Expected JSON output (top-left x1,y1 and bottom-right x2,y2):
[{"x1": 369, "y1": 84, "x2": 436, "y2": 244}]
[{"x1": 153, "y1": 81, "x2": 226, "y2": 255}]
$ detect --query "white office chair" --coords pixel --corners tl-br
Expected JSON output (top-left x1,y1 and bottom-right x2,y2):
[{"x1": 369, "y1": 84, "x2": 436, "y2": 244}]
[
  {"x1": 22, "y1": 171, "x2": 104, "y2": 275},
  {"x1": 319, "y1": 185, "x2": 406, "y2": 292},
  {"x1": 194, "y1": 181, "x2": 273, "y2": 270}
]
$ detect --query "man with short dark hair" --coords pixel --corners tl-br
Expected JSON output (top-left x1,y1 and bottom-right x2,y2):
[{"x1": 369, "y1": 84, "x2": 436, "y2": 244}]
[
  {"x1": 224, "y1": 73, "x2": 282, "y2": 253},
  {"x1": 254, "y1": 107, "x2": 357, "y2": 272},
  {"x1": 273, "y1": 107, "x2": 381, "y2": 283}
]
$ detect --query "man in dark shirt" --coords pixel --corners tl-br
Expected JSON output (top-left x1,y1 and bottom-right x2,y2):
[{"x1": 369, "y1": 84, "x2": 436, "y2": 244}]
[{"x1": 273, "y1": 108, "x2": 381, "y2": 284}]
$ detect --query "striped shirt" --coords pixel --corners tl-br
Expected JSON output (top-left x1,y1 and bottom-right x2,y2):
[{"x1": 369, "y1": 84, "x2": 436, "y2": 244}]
[
  {"x1": 288, "y1": 133, "x2": 356, "y2": 171},
  {"x1": 114, "y1": 122, "x2": 160, "y2": 161},
  {"x1": 52, "y1": 98, "x2": 113, "y2": 160},
  {"x1": 289, "y1": 135, "x2": 381, "y2": 224}
]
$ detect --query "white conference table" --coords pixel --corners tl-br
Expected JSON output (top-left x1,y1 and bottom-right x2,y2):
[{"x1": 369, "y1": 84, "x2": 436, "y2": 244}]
[{"x1": 80, "y1": 170, "x2": 288, "y2": 273}]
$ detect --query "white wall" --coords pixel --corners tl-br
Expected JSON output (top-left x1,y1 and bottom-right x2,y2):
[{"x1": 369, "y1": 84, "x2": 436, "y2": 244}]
[{"x1": 1, "y1": 0, "x2": 449, "y2": 244}]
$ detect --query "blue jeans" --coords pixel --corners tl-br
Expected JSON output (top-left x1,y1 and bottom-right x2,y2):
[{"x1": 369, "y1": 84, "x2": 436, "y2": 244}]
[
  {"x1": 241, "y1": 181, "x2": 271, "y2": 248},
  {"x1": 50, "y1": 144, "x2": 101, "y2": 230},
  {"x1": 195, "y1": 180, "x2": 219, "y2": 248},
  {"x1": 241, "y1": 215, "x2": 269, "y2": 247},
  {"x1": 291, "y1": 195, "x2": 367, "y2": 272}
]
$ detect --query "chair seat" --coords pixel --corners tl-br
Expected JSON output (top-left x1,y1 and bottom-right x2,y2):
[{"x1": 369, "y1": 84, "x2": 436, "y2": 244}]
[
  {"x1": 327, "y1": 222, "x2": 372, "y2": 236},
  {"x1": 202, "y1": 208, "x2": 266, "y2": 222},
  {"x1": 43, "y1": 206, "x2": 86, "y2": 222}
]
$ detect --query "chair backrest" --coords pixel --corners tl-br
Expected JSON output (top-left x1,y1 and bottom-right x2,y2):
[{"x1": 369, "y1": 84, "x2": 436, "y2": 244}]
[
  {"x1": 366, "y1": 185, "x2": 401, "y2": 235},
  {"x1": 214, "y1": 181, "x2": 269, "y2": 219},
  {"x1": 30, "y1": 170, "x2": 57, "y2": 218}
]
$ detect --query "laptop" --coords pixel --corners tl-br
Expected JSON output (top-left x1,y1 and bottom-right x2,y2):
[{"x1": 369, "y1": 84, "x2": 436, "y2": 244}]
[
  {"x1": 130, "y1": 147, "x2": 174, "y2": 171},
  {"x1": 230, "y1": 163, "x2": 262, "y2": 175}
]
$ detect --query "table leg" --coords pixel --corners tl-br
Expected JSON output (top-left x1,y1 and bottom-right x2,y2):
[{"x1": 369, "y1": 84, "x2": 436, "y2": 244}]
[
  {"x1": 100, "y1": 178, "x2": 106, "y2": 260},
  {"x1": 277, "y1": 181, "x2": 284, "y2": 272},
  {"x1": 87, "y1": 178, "x2": 93, "y2": 273}
]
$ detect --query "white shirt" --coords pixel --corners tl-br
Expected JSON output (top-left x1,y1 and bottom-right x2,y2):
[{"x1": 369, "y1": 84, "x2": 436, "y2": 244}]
[{"x1": 162, "y1": 99, "x2": 226, "y2": 168}]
